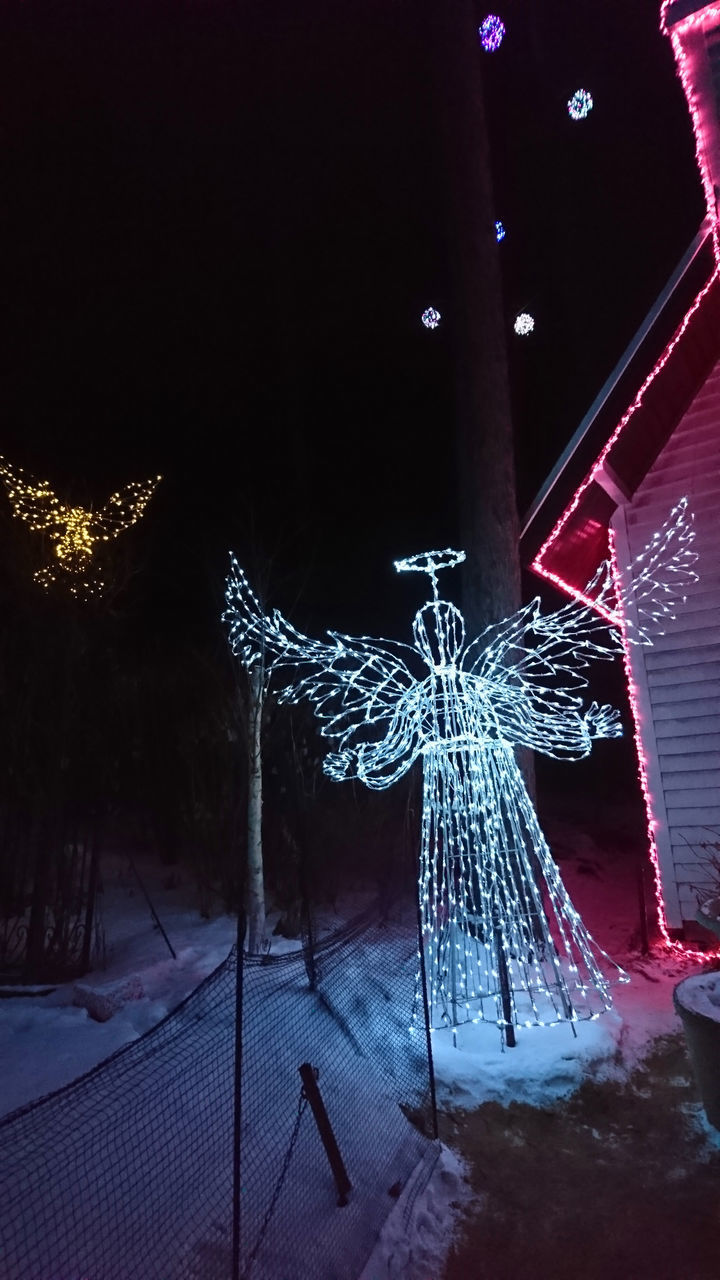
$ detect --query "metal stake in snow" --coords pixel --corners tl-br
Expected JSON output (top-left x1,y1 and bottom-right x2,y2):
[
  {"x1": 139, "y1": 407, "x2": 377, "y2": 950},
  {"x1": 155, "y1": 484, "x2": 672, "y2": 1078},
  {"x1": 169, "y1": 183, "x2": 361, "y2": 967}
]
[
  {"x1": 224, "y1": 503, "x2": 696, "y2": 1044},
  {"x1": 126, "y1": 852, "x2": 176, "y2": 960},
  {"x1": 298, "y1": 1063, "x2": 352, "y2": 1207}
]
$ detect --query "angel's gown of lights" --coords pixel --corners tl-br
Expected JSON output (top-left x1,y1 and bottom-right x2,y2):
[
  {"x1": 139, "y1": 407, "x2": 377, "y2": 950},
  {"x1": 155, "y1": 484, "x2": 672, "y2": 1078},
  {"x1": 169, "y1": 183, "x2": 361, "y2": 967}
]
[{"x1": 355, "y1": 599, "x2": 626, "y2": 1037}]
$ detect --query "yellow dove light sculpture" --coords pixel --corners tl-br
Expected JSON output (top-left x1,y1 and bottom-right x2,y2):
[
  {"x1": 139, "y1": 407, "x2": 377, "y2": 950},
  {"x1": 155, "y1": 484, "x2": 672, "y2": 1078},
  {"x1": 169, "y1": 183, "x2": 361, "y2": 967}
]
[{"x1": 0, "y1": 456, "x2": 161, "y2": 598}]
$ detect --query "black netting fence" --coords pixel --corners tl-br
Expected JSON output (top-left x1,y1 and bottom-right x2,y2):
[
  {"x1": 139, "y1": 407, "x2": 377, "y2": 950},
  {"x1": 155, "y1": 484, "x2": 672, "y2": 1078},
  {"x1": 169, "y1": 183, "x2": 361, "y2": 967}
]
[{"x1": 0, "y1": 898, "x2": 437, "y2": 1280}]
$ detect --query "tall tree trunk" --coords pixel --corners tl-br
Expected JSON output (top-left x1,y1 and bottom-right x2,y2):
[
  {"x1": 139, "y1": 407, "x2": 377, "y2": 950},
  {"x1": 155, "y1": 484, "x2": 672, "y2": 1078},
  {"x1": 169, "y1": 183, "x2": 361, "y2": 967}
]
[
  {"x1": 246, "y1": 664, "x2": 266, "y2": 953},
  {"x1": 430, "y1": 0, "x2": 521, "y2": 636},
  {"x1": 430, "y1": 2, "x2": 534, "y2": 798}
]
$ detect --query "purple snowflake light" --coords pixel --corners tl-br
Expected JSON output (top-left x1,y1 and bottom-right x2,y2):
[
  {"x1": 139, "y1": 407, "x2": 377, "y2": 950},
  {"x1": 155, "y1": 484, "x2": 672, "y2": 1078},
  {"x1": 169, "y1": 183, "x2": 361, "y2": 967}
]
[
  {"x1": 567, "y1": 89, "x2": 593, "y2": 121},
  {"x1": 421, "y1": 307, "x2": 441, "y2": 330},
  {"x1": 479, "y1": 16, "x2": 506, "y2": 53},
  {"x1": 495, "y1": 220, "x2": 506, "y2": 242}
]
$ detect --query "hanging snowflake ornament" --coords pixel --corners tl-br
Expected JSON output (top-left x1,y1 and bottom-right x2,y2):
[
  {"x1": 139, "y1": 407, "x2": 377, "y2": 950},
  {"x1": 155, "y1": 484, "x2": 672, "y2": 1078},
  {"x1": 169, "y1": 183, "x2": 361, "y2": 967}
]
[
  {"x1": 514, "y1": 311, "x2": 535, "y2": 336},
  {"x1": 224, "y1": 504, "x2": 696, "y2": 1045},
  {"x1": 568, "y1": 89, "x2": 594, "y2": 120},
  {"x1": 495, "y1": 220, "x2": 506, "y2": 242},
  {"x1": 421, "y1": 307, "x2": 441, "y2": 330},
  {"x1": 479, "y1": 16, "x2": 506, "y2": 52}
]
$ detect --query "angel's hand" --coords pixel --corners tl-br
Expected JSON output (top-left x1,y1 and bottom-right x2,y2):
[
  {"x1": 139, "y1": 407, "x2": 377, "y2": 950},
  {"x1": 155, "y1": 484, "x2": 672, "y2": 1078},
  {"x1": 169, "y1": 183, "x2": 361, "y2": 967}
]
[
  {"x1": 324, "y1": 750, "x2": 354, "y2": 781},
  {"x1": 584, "y1": 701, "x2": 622, "y2": 739}
]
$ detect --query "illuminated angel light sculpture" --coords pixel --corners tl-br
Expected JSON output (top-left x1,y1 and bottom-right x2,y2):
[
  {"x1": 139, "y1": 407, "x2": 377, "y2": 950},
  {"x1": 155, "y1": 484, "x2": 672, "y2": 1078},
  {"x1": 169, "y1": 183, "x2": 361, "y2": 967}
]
[
  {"x1": 0, "y1": 456, "x2": 161, "y2": 598},
  {"x1": 224, "y1": 501, "x2": 696, "y2": 1043}
]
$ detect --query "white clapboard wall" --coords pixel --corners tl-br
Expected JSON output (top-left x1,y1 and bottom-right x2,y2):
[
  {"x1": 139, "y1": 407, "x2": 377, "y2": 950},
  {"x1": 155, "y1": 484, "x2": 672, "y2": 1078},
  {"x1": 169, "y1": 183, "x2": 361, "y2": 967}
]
[{"x1": 611, "y1": 354, "x2": 720, "y2": 932}]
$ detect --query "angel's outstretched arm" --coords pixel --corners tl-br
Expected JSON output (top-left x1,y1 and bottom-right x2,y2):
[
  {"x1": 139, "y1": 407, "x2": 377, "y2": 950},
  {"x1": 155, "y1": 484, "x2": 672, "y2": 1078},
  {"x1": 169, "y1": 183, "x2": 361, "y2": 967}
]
[
  {"x1": 482, "y1": 654, "x2": 623, "y2": 757},
  {"x1": 509, "y1": 697, "x2": 622, "y2": 760},
  {"x1": 325, "y1": 691, "x2": 420, "y2": 790}
]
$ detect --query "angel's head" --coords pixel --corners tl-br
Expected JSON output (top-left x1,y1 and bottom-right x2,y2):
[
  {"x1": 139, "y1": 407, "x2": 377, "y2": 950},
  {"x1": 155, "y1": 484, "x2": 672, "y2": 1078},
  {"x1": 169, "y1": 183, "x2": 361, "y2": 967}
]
[{"x1": 413, "y1": 601, "x2": 465, "y2": 669}]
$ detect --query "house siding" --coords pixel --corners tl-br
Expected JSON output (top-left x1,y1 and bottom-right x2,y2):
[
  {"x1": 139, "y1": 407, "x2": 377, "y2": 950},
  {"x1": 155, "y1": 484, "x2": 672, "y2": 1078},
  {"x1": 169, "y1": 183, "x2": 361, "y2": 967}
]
[{"x1": 620, "y1": 354, "x2": 720, "y2": 931}]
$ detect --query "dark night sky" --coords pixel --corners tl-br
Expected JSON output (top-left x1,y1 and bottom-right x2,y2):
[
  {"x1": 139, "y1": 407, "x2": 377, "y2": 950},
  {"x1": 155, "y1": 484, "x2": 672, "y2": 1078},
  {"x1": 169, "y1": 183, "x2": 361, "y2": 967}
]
[{"x1": 0, "y1": 0, "x2": 706, "y2": 644}]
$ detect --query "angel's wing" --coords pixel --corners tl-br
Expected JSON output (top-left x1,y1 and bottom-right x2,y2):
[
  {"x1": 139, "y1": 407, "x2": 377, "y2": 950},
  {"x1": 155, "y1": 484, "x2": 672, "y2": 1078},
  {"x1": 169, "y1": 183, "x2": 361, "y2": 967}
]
[
  {"x1": 463, "y1": 498, "x2": 697, "y2": 703},
  {"x1": 94, "y1": 476, "x2": 162, "y2": 541},
  {"x1": 0, "y1": 456, "x2": 66, "y2": 532},
  {"x1": 618, "y1": 496, "x2": 697, "y2": 643},
  {"x1": 223, "y1": 557, "x2": 420, "y2": 754},
  {"x1": 461, "y1": 579, "x2": 619, "y2": 718}
]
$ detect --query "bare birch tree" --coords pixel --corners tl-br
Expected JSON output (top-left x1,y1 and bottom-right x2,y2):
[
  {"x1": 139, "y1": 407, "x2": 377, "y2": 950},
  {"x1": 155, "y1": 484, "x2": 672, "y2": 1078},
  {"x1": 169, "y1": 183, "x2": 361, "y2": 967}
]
[{"x1": 244, "y1": 660, "x2": 267, "y2": 954}]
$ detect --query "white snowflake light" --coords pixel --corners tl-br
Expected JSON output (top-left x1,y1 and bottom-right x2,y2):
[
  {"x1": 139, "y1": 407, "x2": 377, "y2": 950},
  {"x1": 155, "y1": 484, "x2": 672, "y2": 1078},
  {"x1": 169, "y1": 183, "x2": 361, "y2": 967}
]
[
  {"x1": 495, "y1": 220, "x2": 506, "y2": 242},
  {"x1": 514, "y1": 311, "x2": 534, "y2": 336},
  {"x1": 421, "y1": 307, "x2": 441, "y2": 330},
  {"x1": 224, "y1": 505, "x2": 695, "y2": 1043},
  {"x1": 568, "y1": 89, "x2": 593, "y2": 120}
]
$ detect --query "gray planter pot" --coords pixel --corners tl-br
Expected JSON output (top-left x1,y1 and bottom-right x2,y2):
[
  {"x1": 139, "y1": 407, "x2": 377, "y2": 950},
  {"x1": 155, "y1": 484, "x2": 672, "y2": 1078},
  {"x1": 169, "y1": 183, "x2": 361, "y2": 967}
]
[
  {"x1": 674, "y1": 973, "x2": 720, "y2": 1131},
  {"x1": 695, "y1": 903, "x2": 720, "y2": 941}
]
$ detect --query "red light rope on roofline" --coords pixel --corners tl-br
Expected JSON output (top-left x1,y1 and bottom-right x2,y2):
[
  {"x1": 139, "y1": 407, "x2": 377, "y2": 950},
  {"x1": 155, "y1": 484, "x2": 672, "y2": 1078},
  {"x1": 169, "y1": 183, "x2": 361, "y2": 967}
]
[
  {"x1": 661, "y1": 2, "x2": 720, "y2": 265},
  {"x1": 531, "y1": 268, "x2": 719, "y2": 589}
]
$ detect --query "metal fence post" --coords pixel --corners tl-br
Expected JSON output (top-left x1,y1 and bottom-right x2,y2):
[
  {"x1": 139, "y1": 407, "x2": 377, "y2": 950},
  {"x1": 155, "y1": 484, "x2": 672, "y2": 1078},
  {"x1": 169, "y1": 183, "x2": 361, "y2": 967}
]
[
  {"x1": 416, "y1": 894, "x2": 439, "y2": 1139},
  {"x1": 232, "y1": 907, "x2": 246, "y2": 1280}
]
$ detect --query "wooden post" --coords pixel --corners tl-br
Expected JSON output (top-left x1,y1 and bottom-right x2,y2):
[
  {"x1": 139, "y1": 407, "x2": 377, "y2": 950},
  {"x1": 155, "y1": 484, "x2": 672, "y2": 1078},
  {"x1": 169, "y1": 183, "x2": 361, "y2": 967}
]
[
  {"x1": 298, "y1": 1063, "x2": 352, "y2": 1207},
  {"x1": 637, "y1": 856, "x2": 650, "y2": 956}
]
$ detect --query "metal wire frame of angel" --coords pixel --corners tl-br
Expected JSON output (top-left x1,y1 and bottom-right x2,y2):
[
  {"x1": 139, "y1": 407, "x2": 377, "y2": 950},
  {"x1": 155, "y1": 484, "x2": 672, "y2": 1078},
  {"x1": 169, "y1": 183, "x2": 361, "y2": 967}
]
[
  {"x1": 223, "y1": 500, "x2": 696, "y2": 1045},
  {"x1": 0, "y1": 456, "x2": 161, "y2": 599}
]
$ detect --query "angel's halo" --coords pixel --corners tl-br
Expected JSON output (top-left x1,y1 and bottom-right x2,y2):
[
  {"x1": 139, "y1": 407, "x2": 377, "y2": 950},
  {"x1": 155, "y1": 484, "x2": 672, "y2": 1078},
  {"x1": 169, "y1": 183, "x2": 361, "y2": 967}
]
[{"x1": 394, "y1": 548, "x2": 466, "y2": 579}]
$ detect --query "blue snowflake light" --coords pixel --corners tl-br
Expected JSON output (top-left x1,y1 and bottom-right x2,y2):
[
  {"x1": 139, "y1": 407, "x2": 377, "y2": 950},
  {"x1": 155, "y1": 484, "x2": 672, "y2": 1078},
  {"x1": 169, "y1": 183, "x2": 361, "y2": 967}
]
[
  {"x1": 224, "y1": 505, "x2": 696, "y2": 1042},
  {"x1": 421, "y1": 307, "x2": 441, "y2": 330},
  {"x1": 514, "y1": 311, "x2": 535, "y2": 336},
  {"x1": 568, "y1": 89, "x2": 593, "y2": 121},
  {"x1": 495, "y1": 220, "x2": 506, "y2": 242},
  {"x1": 479, "y1": 15, "x2": 506, "y2": 52}
]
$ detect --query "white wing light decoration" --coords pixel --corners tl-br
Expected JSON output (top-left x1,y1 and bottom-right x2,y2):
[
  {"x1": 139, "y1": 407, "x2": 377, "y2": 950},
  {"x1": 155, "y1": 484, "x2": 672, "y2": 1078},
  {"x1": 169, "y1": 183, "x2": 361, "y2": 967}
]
[{"x1": 224, "y1": 500, "x2": 696, "y2": 1046}]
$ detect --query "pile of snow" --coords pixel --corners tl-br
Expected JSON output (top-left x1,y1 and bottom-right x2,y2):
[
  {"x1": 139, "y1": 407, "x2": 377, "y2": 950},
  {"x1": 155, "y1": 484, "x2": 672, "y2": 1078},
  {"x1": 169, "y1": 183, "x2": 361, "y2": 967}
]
[
  {"x1": 431, "y1": 1011, "x2": 622, "y2": 1109},
  {"x1": 426, "y1": 944, "x2": 706, "y2": 1112},
  {"x1": 73, "y1": 973, "x2": 145, "y2": 1022},
  {"x1": 358, "y1": 1144, "x2": 472, "y2": 1280}
]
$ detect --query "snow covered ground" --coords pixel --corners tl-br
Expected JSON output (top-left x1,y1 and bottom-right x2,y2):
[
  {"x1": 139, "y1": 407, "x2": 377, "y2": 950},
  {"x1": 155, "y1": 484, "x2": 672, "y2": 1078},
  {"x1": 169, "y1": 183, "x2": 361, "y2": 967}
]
[
  {"x1": 1, "y1": 826, "x2": 700, "y2": 1122},
  {"x1": 0, "y1": 854, "x2": 377, "y2": 1117},
  {"x1": 1, "y1": 854, "x2": 238, "y2": 1117},
  {"x1": 1, "y1": 822, "x2": 716, "y2": 1278}
]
